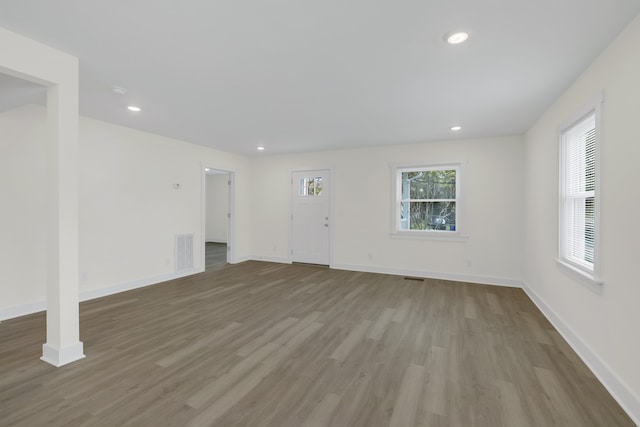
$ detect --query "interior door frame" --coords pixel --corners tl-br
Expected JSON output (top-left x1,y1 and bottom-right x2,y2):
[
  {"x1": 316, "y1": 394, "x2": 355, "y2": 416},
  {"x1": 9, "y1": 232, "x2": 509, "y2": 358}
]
[
  {"x1": 289, "y1": 167, "x2": 334, "y2": 266},
  {"x1": 200, "y1": 165, "x2": 235, "y2": 270}
]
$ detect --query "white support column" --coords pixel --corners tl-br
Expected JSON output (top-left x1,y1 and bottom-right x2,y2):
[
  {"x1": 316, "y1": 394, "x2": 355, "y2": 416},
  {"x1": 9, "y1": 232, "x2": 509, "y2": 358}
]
[
  {"x1": 0, "y1": 26, "x2": 84, "y2": 367},
  {"x1": 41, "y1": 82, "x2": 85, "y2": 367}
]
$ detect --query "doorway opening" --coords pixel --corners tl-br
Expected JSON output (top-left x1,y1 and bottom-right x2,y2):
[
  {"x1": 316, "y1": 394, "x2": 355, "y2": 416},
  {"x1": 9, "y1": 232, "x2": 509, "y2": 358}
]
[{"x1": 202, "y1": 167, "x2": 234, "y2": 271}]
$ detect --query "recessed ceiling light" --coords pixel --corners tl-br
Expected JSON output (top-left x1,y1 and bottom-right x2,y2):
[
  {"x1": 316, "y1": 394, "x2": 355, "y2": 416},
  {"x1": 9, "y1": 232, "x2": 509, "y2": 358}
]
[
  {"x1": 112, "y1": 86, "x2": 127, "y2": 95},
  {"x1": 451, "y1": 126, "x2": 462, "y2": 131},
  {"x1": 257, "y1": 146, "x2": 265, "y2": 151},
  {"x1": 205, "y1": 168, "x2": 211, "y2": 172},
  {"x1": 445, "y1": 32, "x2": 469, "y2": 45},
  {"x1": 127, "y1": 106, "x2": 141, "y2": 112}
]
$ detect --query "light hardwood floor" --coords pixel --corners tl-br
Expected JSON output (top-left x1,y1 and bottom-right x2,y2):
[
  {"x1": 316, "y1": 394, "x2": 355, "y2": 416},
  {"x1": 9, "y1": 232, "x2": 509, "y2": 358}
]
[{"x1": 0, "y1": 261, "x2": 633, "y2": 426}]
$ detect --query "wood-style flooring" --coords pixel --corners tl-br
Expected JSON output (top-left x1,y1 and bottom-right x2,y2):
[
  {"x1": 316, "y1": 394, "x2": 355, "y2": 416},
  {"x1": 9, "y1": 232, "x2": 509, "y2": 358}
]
[
  {"x1": 205, "y1": 242, "x2": 227, "y2": 270},
  {"x1": 0, "y1": 259, "x2": 633, "y2": 426}
]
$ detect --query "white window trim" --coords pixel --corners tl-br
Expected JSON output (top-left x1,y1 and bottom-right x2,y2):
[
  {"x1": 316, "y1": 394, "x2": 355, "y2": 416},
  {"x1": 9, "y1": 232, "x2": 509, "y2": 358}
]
[
  {"x1": 556, "y1": 259, "x2": 603, "y2": 288},
  {"x1": 389, "y1": 162, "x2": 468, "y2": 241},
  {"x1": 557, "y1": 92, "x2": 604, "y2": 287}
]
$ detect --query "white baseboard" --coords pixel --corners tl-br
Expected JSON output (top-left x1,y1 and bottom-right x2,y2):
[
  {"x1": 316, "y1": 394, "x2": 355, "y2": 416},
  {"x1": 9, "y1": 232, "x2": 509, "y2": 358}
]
[
  {"x1": 239, "y1": 258, "x2": 521, "y2": 288},
  {"x1": 79, "y1": 269, "x2": 199, "y2": 302},
  {"x1": 331, "y1": 263, "x2": 523, "y2": 288},
  {"x1": 251, "y1": 255, "x2": 293, "y2": 264},
  {"x1": 522, "y1": 282, "x2": 640, "y2": 425},
  {"x1": 230, "y1": 255, "x2": 251, "y2": 264},
  {"x1": 0, "y1": 300, "x2": 47, "y2": 322},
  {"x1": 0, "y1": 269, "x2": 201, "y2": 322},
  {"x1": 41, "y1": 341, "x2": 85, "y2": 367}
]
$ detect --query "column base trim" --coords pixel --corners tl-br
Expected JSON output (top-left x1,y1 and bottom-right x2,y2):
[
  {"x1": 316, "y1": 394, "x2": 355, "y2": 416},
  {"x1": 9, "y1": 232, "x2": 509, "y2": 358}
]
[{"x1": 41, "y1": 341, "x2": 85, "y2": 367}]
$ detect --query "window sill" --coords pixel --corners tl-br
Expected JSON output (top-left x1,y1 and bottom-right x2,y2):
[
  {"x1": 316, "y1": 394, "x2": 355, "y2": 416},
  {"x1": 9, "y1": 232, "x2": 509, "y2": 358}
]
[
  {"x1": 556, "y1": 259, "x2": 604, "y2": 290},
  {"x1": 390, "y1": 231, "x2": 469, "y2": 242}
]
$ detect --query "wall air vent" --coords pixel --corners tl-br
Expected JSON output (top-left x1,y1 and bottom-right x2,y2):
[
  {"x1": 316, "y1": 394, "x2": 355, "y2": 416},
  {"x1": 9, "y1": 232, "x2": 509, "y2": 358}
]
[{"x1": 175, "y1": 233, "x2": 194, "y2": 272}]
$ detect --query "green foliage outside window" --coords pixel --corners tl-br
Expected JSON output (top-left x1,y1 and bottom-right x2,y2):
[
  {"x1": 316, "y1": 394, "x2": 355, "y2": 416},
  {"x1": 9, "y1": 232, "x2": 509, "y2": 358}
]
[{"x1": 400, "y1": 169, "x2": 456, "y2": 231}]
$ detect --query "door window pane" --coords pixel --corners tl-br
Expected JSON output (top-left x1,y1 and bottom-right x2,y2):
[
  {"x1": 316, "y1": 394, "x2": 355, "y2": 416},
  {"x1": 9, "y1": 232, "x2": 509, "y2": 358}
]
[{"x1": 299, "y1": 177, "x2": 323, "y2": 196}]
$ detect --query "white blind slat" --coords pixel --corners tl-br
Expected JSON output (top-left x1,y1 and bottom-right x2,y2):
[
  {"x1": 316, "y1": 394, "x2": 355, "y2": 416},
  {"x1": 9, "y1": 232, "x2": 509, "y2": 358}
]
[{"x1": 561, "y1": 112, "x2": 596, "y2": 270}]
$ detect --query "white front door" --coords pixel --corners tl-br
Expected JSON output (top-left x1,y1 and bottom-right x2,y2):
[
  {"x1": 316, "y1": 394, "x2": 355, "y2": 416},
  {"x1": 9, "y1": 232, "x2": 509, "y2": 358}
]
[{"x1": 291, "y1": 170, "x2": 330, "y2": 265}]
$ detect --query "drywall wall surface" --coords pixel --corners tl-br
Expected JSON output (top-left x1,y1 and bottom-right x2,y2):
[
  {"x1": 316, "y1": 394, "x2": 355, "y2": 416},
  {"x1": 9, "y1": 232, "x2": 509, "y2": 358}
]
[
  {"x1": 205, "y1": 174, "x2": 229, "y2": 243},
  {"x1": 78, "y1": 115, "x2": 250, "y2": 292},
  {"x1": 0, "y1": 105, "x2": 47, "y2": 313},
  {"x1": 524, "y1": 14, "x2": 640, "y2": 418},
  {"x1": 250, "y1": 135, "x2": 525, "y2": 285},
  {"x1": 0, "y1": 104, "x2": 251, "y2": 316}
]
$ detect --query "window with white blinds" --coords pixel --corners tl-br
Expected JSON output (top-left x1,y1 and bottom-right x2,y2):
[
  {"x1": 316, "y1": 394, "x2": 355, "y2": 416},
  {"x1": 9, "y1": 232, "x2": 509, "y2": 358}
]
[{"x1": 559, "y1": 111, "x2": 598, "y2": 274}]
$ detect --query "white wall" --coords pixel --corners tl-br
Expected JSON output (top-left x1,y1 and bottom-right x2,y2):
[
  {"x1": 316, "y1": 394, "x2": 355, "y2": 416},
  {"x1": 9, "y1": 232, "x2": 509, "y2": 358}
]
[
  {"x1": 250, "y1": 135, "x2": 525, "y2": 286},
  {"x1": 0, "y1": 105, "x2": 47, "y2": 314},
  {"x1": 524, "y1": 15, "x2": 640, "y2": 421},
  {"x1": 0, "y1": 104, "x2": 252, "y2": 316},
  {"x1": 205, "y1": 174, "x2": 229, "y2": 243},
  {"x1": 79, "y1": 115, "x2": 251, "y2": 294}
]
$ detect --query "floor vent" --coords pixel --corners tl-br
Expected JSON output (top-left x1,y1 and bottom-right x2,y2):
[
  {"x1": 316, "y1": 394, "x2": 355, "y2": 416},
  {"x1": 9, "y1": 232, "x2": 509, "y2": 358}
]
[
  {"x1": 403, "y1": 276, "x2": 425, "y2": 281},
  {"x1": 175, "y1": 233, "x2": 194, "y2": 272}
]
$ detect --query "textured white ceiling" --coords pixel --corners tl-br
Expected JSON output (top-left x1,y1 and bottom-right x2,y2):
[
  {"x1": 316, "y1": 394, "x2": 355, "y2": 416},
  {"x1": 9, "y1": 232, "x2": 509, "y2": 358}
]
[{"x1": 1, "y1": 1, "x2": 639, "y2": 155}]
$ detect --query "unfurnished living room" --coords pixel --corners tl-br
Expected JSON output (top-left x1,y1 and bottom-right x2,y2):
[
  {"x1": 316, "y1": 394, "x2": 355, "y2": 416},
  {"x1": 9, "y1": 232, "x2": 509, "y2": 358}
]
[{"x1": 1, "y1": 1, "x2": 639, "y2": 426}]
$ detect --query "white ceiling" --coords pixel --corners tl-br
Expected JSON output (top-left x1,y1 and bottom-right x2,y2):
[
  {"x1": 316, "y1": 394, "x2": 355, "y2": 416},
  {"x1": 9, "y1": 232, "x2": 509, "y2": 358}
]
[{"x1": 1, "y1": 1, "x2": 639, "y2": 155}]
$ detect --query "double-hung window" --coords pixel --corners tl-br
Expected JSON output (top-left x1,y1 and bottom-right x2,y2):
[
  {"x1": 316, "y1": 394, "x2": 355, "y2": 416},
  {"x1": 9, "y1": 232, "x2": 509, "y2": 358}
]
[
  {"x1": 559, "y1": 101, "x2": 601, "y2": 283},
  {"x1": 392, "y1": 164, "x2": 461, "y2": 236}
]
